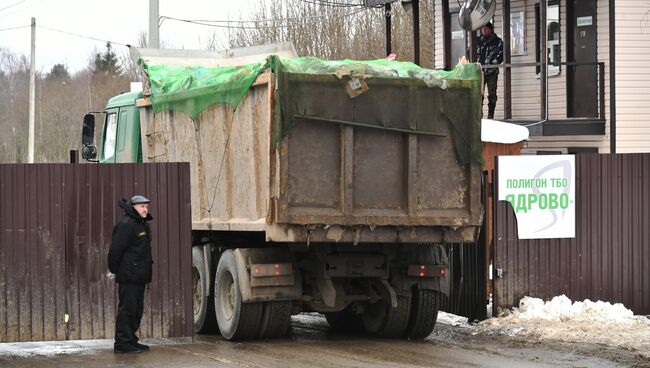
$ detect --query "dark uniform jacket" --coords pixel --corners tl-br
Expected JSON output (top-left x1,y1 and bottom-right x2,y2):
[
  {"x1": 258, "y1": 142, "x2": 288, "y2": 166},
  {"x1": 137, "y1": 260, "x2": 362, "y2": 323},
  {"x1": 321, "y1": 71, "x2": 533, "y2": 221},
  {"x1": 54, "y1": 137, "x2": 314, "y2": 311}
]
[
  {"x1": 478, "y1": 33, "x2": 504, "y2": 76},
  {"x1": 108, "y1": 198, "x2": 153, "y2": 284}
]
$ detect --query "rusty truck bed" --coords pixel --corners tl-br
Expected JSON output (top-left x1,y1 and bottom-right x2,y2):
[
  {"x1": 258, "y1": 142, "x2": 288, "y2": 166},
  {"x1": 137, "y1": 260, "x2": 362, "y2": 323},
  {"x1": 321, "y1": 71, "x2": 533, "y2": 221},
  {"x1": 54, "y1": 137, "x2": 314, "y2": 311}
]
[{"x1": 140, "y1": 71, "x2": 482, "y2": 243}]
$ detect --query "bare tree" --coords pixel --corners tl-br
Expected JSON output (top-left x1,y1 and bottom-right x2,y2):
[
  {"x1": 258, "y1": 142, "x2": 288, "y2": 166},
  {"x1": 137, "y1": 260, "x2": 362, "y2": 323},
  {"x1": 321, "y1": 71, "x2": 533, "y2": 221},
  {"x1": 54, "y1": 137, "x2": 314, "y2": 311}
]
[
  {"x1": 0, "y1": 46, "x2": 131, "y2": 163},
  {"x1": 0, "y1": 48, "x2": 30, "y2": 163},
  {"x1": 225, "y1": 0, "x2": 434, "y2": 68}
]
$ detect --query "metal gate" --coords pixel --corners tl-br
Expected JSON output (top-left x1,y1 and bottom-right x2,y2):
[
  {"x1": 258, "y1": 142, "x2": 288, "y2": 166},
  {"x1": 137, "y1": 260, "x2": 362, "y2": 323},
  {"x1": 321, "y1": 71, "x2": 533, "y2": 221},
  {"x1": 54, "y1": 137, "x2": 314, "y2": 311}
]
[
  {"x1": 493, "y1": 154, "x2": 650, "y2": 315},
  {"x1": 0, "y1": 163, "x2": 193, "y2": 342}
]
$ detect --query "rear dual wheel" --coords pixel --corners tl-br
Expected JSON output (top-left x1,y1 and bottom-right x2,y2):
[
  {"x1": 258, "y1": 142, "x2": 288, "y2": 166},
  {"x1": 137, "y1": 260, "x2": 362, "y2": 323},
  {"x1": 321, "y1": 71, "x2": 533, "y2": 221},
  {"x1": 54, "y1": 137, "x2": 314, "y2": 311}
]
[
  {"x1": 324, "y1": 306, "x2": 364, "y2": 333},
  {"x1": 404, "y1": 288, "x2": 441, "y2": 339},
  {"x1": 361, "y1": 284, "x2": 412, "y2": 338},
  {"x1": 359, "y1": 283, "x2": 442, "y2": 339},
  {"x1": 258, "y1": 301, "x2": 292, "y2": 339},
  {"x1": 192, "y1": 248, "x2": 217, "y2": 333},
  {"x1": 214, "y1": 250, "x2": 291, "y2": 340}
]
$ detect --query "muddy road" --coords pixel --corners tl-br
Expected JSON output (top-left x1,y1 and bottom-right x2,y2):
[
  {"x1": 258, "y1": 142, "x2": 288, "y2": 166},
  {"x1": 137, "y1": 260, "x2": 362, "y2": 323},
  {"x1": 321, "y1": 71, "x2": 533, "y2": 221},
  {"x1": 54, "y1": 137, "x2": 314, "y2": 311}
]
[{"x1": 0, "y1": 314, "x2": 647, "y2": 368}]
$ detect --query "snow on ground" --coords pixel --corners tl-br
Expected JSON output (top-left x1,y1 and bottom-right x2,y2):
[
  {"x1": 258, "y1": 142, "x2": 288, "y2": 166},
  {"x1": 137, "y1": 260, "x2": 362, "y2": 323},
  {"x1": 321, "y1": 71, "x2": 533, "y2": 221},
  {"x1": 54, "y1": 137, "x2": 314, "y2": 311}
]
[
  {"x1": 0, "y1": 339, "x2": 112, "y2": 357},
  {"x1": 0, "y1": 337, "x2": 192, "y2": 357},
  {"x1": 475, "y1": 295, "x2": 650, "y2": 358}
]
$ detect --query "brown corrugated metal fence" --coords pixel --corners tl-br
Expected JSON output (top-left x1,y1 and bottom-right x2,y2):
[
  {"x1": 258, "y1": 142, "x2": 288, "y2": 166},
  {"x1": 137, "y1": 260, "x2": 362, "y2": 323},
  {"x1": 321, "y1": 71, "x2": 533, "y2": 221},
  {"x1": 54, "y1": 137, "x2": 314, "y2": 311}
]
[
  {"x1": 0, "y1": 163, "x2": 193, "y2": 342},
  {"x1": 439, "y1": 242, "x2": 488, "y2": 321},
  {"x1": 494, "y1": 153, "x2": 650, "y2": 315}
]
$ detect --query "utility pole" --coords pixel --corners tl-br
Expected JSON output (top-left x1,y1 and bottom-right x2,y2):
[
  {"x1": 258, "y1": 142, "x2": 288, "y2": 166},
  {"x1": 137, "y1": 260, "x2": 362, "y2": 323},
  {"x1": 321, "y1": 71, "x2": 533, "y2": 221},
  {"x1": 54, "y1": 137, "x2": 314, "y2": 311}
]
[
  {"x1": 28, "y1": 17, "x2": 35, "y2": 163},
  {"x1": 149, "y1": 0, "x2": 160, "y2": 48}
]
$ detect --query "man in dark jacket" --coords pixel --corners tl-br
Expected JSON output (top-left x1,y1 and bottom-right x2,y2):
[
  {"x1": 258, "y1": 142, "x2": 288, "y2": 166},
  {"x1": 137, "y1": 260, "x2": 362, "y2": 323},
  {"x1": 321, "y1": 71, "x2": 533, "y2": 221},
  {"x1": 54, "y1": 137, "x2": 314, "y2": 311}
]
[
  {"x1": 108, "y1": 195, "x2": 153, "y2": 353},
  {"x1": 477, "y1": 22, "x2": 504, "y2": 119}
]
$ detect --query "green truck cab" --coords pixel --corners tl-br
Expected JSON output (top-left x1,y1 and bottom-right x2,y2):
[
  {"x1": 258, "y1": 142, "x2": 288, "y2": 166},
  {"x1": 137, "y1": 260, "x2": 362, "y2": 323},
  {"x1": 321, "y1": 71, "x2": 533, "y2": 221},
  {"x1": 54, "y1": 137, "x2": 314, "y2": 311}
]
[{"x1": 81, "y1": 91, "x2": 143, "y2": 163}]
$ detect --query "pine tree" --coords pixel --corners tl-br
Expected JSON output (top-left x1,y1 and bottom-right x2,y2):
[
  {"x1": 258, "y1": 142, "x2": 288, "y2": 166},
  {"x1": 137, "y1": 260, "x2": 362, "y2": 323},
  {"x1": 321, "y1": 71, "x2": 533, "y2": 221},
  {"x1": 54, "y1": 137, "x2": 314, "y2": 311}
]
[
  {"x1": 47, "y1": 63, "x2": 69, "y2": 80},
  {"x1": 93, "y1": 42, "x2": 122, "y2": 76}
]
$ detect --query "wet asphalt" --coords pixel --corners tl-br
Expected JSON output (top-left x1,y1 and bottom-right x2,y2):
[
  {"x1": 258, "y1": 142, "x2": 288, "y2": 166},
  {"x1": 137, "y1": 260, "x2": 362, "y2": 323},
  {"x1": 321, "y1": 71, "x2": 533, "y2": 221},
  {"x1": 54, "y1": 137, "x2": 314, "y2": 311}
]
[{"x1": 0, "y1": 313, "x2": 642, "y2": 368}]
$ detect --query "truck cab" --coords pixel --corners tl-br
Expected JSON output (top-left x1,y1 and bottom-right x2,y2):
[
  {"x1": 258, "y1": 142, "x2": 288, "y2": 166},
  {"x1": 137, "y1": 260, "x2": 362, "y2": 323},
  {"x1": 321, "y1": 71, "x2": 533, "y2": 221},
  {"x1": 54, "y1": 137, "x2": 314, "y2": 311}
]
[{"x1": 82, "y1": 91, "x2": 143, "y2": 163}]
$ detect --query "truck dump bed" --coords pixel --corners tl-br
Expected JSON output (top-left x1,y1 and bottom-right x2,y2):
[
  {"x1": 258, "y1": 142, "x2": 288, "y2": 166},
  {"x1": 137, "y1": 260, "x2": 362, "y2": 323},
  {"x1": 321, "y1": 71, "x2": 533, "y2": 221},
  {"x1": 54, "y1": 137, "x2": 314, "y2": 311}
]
[{"x1": 135, "y1": 45, "x2": 483, "y2": 243}]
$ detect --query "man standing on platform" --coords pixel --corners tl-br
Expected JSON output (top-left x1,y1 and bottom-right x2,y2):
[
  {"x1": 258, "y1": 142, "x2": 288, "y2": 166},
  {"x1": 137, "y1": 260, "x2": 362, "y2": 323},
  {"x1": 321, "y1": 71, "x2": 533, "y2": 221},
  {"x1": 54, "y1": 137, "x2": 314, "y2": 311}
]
[{"x1": 477, "y1": 22, "x2": 504, "y2": 119}]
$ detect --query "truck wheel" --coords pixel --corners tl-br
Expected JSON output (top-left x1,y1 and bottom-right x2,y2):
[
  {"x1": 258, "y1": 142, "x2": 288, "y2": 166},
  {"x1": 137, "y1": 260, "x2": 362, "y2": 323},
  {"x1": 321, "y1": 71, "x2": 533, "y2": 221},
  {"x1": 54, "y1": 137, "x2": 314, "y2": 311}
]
[
  {"x1": 324, "y1": 307, "x2": 363, "y2": 333},
  {"x1": 215, "y1": 250, "x2": 264, "y2": 340},
  {"x1": 362, "y1": 286, "x2": 411, "y2": 338},
  {"x1": 258, "y1": 301, "x2": 292, "y2": 339},
  {"x1": 192, "y1": 248, "x2": 217, "y2": 333},
  {"x1": 404, "y1": 288, "x2": 441, "y2": 339}
]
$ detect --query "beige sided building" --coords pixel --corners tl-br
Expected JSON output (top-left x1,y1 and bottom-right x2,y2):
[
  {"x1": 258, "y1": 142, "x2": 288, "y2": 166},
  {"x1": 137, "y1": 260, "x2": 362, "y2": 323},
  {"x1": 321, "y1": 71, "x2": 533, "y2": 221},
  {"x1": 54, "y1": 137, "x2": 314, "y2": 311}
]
[{"x1": 430, "y1": 0, "x2": 650, "y2": 154}]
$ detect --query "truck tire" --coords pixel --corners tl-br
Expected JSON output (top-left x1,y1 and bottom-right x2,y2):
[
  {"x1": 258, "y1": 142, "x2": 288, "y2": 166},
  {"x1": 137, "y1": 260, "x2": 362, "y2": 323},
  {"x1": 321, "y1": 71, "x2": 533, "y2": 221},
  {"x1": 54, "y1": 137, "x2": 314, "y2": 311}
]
[
  {"x1": 324, "y1": 307, "x2": 363, "y2": 333},
  {"x1": 192, "y1": 249, "x2": 217, "y2": 333},
  {"x1": 257, "y1": 301, "x2": 292, "y2": 339},
  {"x1": 215, "y1": 250, "x2": 264, "y2": 340},
  {"x1": 362, "y1": 286, "x2": 411, "y2": 338},
  {"x1": 404, "y1": 288, "x2": 441, "y2": 339}
]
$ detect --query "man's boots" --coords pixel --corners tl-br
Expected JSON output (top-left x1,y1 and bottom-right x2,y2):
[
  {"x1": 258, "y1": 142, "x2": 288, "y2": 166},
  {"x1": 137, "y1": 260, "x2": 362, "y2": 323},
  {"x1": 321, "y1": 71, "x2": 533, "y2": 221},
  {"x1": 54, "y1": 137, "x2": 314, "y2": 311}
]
[{"x1": 488, "y1": 102, "x2": 496, "y2": 119}]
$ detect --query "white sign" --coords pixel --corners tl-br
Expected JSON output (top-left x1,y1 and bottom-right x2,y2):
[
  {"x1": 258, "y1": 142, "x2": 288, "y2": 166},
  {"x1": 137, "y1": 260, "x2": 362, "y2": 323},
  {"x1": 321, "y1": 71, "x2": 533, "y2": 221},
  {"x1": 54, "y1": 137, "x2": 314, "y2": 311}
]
[
  {"x1": 452, "y1": 31, "x2": 465, "y2": 40},
  {"x1": 577, "y1": 16, "x2": 593, "y2": 27},
  {"x1": 498, "y1": 155, "x2": 575, "y2": 239}
]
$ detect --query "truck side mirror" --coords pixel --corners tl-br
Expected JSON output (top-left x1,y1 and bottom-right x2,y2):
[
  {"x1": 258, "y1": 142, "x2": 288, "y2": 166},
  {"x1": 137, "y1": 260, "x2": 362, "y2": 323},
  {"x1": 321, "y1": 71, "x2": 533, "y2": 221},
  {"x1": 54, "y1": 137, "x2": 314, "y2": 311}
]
[
  {"x1": 81, "y1": 145, "x2": 97, "y2": 160},
  {"x1": 82, "y1": 114, "x2": 95, "y2": 146},
  {"x1": 82, "y1": 113, "x2": 98, "y2": 161}
]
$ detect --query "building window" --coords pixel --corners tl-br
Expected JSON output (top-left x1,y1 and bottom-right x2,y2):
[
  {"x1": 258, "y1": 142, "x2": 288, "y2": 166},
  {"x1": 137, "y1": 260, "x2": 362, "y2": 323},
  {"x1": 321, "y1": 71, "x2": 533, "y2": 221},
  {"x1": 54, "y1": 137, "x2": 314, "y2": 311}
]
[
  {"x1": 535, "y1": 0, "x2": 560, "y2": 76},
  {"x1": 511, "y1": 10, "x2": 526, "y2": 56}
]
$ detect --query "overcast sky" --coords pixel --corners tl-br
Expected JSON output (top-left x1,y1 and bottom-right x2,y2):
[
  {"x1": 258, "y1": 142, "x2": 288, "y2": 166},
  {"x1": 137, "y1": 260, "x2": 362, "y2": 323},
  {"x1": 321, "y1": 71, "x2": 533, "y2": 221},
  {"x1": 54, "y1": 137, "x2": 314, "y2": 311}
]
[{"x1": 0, "y1": 0, "x2": 253, "y2": 73}]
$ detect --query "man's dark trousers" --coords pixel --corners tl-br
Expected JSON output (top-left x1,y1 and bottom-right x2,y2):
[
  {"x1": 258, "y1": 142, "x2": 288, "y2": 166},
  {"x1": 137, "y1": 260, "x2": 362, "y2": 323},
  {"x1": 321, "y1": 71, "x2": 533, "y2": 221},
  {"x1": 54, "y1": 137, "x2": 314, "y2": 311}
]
[
  {"x1": 115, "y1": 283, "x2": 146, "y2": 349},
  {"x1": 484, "y1": 73, "x2": 498, "y2": 119}
]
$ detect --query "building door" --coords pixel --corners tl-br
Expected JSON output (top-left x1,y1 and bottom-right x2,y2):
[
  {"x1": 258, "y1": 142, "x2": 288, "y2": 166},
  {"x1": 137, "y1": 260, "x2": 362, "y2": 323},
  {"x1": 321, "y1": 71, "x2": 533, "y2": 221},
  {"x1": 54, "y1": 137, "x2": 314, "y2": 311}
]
[
  {"x1": 450, "y1": 10, "x2": 467, "y2": 68},
  {"x1": 567, "y1": 0, "x2": 598, "y2": 118}
]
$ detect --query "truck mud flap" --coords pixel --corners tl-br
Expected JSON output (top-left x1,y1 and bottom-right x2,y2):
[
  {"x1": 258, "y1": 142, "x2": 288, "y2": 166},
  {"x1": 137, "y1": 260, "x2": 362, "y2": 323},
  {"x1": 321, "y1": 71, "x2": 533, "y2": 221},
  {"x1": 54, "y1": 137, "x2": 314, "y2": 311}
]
[
  {"x1": 232, "y1": 248, "x2": 302, "y2": 303},
  {"x1": 398, "y1": 244, "x2": 450, "y2": 296}
]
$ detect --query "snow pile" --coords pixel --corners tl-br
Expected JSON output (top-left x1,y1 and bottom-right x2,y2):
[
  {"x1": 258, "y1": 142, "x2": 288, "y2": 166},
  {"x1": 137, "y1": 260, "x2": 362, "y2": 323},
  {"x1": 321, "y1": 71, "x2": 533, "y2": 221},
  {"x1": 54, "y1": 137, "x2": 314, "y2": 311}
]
[
  {"x1": 478, "y1": 295, "x2": 650, "y2": 357},
  {"x1": 437, "y1": 311, "x2": 469, "y2": 326},
  {"x1": 510, "y1": 295, "x2": 636, "y2": 324}
]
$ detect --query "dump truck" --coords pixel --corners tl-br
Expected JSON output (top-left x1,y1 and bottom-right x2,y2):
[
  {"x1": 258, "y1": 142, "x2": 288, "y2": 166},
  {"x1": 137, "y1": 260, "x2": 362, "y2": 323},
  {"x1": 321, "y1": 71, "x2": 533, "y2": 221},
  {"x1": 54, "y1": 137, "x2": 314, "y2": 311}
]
[{"x1": 80, "y1": 42, "x2": 484, "y2": 340}]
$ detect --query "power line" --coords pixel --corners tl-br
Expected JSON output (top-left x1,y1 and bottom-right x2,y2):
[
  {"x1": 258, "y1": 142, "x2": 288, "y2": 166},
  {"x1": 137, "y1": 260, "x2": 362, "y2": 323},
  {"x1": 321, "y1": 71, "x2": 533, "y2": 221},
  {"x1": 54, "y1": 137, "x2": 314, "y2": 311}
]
[
  {"x1": 298, "y1": 0, "x2": 364, "y2": 8},
  {"x1": 0, "y1": 0, "x2": 27, "y2": 12},
  {"x1": 37, "y1": 25, "x2": 130, "y2": 47},
  {"x1": 0, "y1": 0, "x2": 49, "y2": 18},
  {"x1": 301, "y1": 0, "x2": 363, "y2": 8},
  {"x1": 160, "y1": 7, "x2": 369, "y2": 30},
  {"x1": 299, "y1": 0, "x2": 385, "y2": 9},
  {"x1": 0, "y1": 24, "x2": 28, "y2": 32},
  {"x1": 161, "y1": 6, "x2": 364, "y2": 25}
]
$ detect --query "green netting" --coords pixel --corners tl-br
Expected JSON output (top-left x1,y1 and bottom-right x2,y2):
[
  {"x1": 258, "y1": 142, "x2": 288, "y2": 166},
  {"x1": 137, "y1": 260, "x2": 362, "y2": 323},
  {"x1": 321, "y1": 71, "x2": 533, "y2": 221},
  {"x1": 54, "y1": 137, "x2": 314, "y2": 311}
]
[
  {"x1": 142, "y1": 55, "x2": 483, "y2": 164},
  {"x1": 276, "y1": 56, "x2": 481, "y2": 85},
  {"x1": 271, "y1": 56, "x2": 484, "y2": 165},
  {"x1": 142, "y1": 60, "x2": 270, "y2": 119}
]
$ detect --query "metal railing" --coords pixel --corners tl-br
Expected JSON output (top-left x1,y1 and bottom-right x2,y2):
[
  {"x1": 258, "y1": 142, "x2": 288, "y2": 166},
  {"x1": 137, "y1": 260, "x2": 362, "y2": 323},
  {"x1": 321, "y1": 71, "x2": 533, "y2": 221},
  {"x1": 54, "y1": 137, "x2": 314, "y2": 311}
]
[{"x1": 482, "y1": 61, "x2": 606, "y2": 123}]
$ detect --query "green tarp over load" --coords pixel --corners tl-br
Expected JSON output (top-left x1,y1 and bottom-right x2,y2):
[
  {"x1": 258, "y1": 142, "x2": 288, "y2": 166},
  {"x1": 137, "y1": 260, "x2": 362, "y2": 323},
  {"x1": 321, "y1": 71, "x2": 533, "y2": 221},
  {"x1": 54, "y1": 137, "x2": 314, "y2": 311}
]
[{"x1": 140, "y1": 56, "x2": 483, "y2": 165}]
